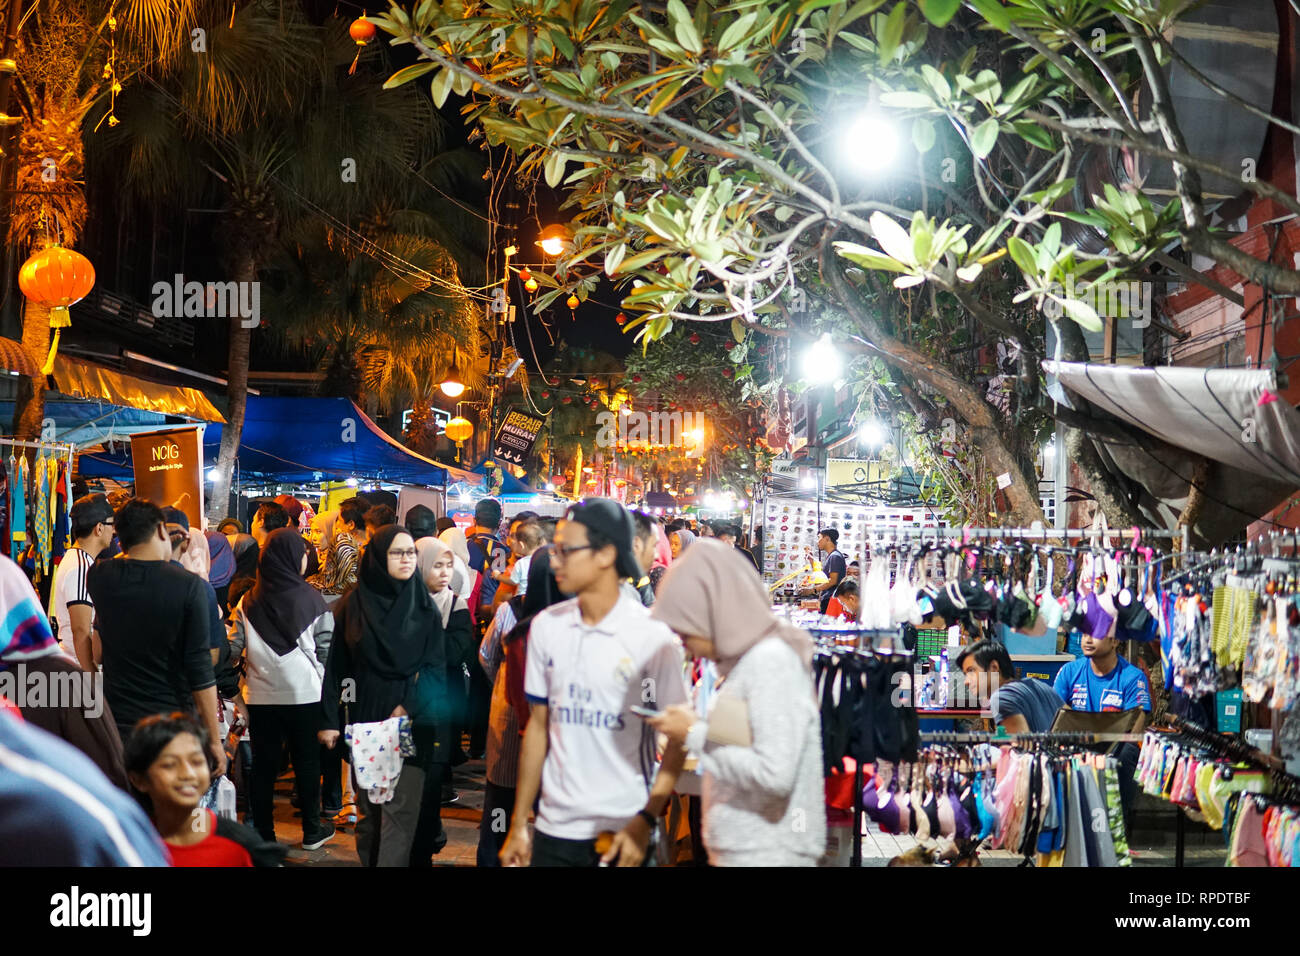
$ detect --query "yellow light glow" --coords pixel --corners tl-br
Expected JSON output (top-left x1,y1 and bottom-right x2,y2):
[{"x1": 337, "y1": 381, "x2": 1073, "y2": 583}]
[
  {"x1": 539, "y1": 237, "x2": 565, "y2": 256},
  {"x1": 440, "y1": 380, "x2": 465, "y2": 398}
]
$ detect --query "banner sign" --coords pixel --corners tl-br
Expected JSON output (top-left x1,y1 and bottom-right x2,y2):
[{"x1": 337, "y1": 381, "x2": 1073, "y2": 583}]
[
  {"x1": 492, "y1": 409, "x2": 545, "y2": 466},
  {"x1": 131, "y1": 427, "x2": 204, "y2": 528}
]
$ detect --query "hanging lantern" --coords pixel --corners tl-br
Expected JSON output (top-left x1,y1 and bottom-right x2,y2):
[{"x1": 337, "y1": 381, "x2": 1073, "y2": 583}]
[
  {"x1": 524, "y1": 277, "x2": 539, "y2": 293},
  {"x1": 518, "y1": 267, "x2": 531, "y2": 281},
  {"x1": 567, "y1": 294, "x2": 580, "y2": 310},
  {"x1": 348, "y1": 16, "x2": 376, "y2": 74},
  {"x1": 444, "y1": 415, "x2": 473, "y2": 447},
  {"x1": 616, "y1": 311, "x2": 627, "y2": 325},
  {"x1": 689, "y1": 333, "x2": 701, "y2": 345},
  {"x1": 19, "y1": 245, "x2": 95, "y2": 376}
]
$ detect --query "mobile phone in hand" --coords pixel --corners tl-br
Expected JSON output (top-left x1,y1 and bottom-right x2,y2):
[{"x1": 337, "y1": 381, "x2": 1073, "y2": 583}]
[{"x1": 630, "y1": 705, "x2": 658, "y2": 719}]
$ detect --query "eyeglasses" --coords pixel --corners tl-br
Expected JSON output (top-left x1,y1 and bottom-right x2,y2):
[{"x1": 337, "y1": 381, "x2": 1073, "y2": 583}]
[
  {"x1": 388, "y1": 548, "x2": 417, "y2": 560},
  {"x1": 551, "y1": 543, "x2": 596, "y2": 562}
]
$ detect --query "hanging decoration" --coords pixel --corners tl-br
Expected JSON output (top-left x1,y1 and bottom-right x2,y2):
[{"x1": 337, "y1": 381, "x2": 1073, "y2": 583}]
[
  {"x1": 349, "y1": 14, "x2": 376, "y2": 75},
  {"x1": 19, "y1": 245, "x2": 95, "y2": 375},
  {"x1": 444, "y1": 415, "x2": 473, "y2": 452}
]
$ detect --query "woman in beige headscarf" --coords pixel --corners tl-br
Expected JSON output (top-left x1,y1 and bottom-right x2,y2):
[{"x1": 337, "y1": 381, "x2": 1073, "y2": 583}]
[
  {"x1": 438, "y1": 526, "x2": 478, "y2": 608},
  {"x1": 410, "y1": 536, "x2": 474, "y2": 863},
  {"x1": 646, "y1": 539, "x2": 825, "y2": 867}
]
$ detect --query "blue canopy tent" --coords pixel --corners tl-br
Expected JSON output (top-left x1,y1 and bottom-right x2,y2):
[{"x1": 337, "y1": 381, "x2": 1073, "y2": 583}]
[
  {"x1": 77, "y1": 396, "x2": 477, "y2": 487},
  {"x1": 0, "y1": 401, "x2": 202, "y2": 449}
]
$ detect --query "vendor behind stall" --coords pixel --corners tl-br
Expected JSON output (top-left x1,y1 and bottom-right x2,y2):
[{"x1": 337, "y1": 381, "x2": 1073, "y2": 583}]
[{"x1": 956, "y1": 639, "x2": 1064, "y2": 733}]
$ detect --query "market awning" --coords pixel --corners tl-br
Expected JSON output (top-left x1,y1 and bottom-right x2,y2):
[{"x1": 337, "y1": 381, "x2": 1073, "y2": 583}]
[
  {"x1": 1044, "y1": 362, "x2": 1300, "y2": 486},
  {"x1": 78, "y1": 395, "x2": 468, "y2": 487},
  {"x1": 52, "y1": 355, "x2": 225, "y2": 422},
  {"x1": 0, "y1": 401, "x2": 194, "y2": 447}
]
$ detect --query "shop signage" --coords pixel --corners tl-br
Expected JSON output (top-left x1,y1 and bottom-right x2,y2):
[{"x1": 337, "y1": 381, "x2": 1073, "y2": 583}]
[
  {"x1": 131, "y1": 427, "x2": 204, "y2": 528},
  {"x1": 827, "y1": 458, "x2": 887, "y2": 488},
  {"x1": 492, "y1": 409, "x2": 545, "y2": 466}
]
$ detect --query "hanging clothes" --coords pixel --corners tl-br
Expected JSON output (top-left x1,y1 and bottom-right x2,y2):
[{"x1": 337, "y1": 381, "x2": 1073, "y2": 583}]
[
  {"x1": 9, "y1": 452, "x2": 27, "y2": 560},
  {"x1": 33, "y1": 448, "x2": 51, "y2": 577}
]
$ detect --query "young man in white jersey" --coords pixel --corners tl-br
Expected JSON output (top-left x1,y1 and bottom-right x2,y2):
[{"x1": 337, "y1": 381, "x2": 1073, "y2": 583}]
[
  {"x1": 51, "y1": 494, "x2": 116, "y2": 672},
  {"x1": 500, "y1": 498, "x2": 689, "y2": 867}
]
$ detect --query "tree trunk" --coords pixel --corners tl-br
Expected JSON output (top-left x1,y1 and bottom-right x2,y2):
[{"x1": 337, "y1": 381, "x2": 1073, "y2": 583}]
[
  {"x1": 820, "y1": 243, "x2": 1046, "y2": 526},
  {"x1": 12, "y1": 297, "x2": 49, "y2": 441},
  {"x1": 206, "y1": 254, "x2": 254, "y2": 525},
  {"x1": 1052, "y1": 318, "x2": 1146, "y2": 527}
]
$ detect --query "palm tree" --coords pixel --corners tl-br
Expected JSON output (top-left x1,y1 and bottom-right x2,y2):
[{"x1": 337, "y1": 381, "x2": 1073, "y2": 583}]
[
  {"x1": 88, "y1": 2, "x2": 484, "y2": 521},
  {"x1": 4, "y1": 0, "x2": 207, "y2": 440}
]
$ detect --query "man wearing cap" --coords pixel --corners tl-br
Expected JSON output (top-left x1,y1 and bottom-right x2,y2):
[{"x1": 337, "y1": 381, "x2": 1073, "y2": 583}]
[
  {"x1": 51, "y1": 494, "x2": 116, "y2": 672},
  {"x1": 500, "y1": 498, "x2": 690, "y2": 867},
  {"x1": 164, "y1": 508, "x2": 227, "y2": 668}
]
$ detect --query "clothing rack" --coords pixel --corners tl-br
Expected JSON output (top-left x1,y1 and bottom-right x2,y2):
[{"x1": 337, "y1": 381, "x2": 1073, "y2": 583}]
[
  {"x1": 1153, "y1": 714, "x2": 1300, "y2": 865},
  {"x1": 810, "y1": 626, "x2": 913, "y2": 867},
  {"x1": 0, "y1": 437, "x2": 76, "y2": 457},
  {"x1": 920, "y1": 730, "x2": 1145, "y2": 745}
]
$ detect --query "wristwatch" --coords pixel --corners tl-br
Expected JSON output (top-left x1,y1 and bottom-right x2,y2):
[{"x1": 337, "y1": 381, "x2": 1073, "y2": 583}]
[{"x1": 636, "y1": 808, "x2": 657, "y2": 828}]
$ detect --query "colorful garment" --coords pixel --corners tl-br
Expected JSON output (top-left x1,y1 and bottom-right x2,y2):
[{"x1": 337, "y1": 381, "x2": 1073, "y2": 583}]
[
  {"x1": 33, "y1": 451, "x2": 51, "y2": 576},
  {"x1": 344, "y1": 715, "x2": 414, "y2": 805}
]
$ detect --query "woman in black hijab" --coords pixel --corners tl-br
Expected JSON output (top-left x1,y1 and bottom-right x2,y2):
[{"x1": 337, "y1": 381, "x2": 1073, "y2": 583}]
[
  {"x1": 317, "y1": 525, "x2": 452, "y2": 867},
  {"x1": 229, "y1": 528, "x2": 334, "y2": 848}
]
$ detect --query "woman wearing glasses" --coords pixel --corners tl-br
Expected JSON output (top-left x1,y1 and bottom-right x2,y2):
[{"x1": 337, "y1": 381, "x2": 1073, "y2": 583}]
[{"x1": 318, "y1": 525, "x2": 453, "y2": 867}]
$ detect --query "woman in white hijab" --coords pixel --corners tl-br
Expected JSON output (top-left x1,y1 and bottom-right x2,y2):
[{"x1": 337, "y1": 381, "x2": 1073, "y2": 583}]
[
  {"x1": 410, "y1": 536, "x2": 474, "y2": 864},
  {"x1": 646, "y1": 539, "x2": 825, "y2": 867},
  {"x1": 438, "y1": 526, "x2": 478, "y2": 608}
]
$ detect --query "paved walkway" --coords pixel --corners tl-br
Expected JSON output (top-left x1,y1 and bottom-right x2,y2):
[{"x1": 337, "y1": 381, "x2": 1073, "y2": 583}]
[{"x1": 264, "y1": 757, "x2": 1223, "y2": 868}]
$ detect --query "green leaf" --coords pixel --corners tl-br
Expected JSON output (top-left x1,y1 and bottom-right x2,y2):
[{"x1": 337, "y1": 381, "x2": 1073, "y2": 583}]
[
  {"x1": 1005, "y1": 235, "x2": 1038, "y2": 277},
  {"x1": 877, "y1": 2, "x2": 907, "y2": 65},
  {"x1": 970, "y1": 117, "x2": 999, "y2": 158},
  {"x1": 615, "y1": 248, "x2": 669, "y2": 274},
  {"x1": 868, "y1": 211, "x2": 915, "y2": 263},
  {"x1": 879, "y1": 90, "x2": 933, "y2": 109},
  {"x1": 544, "y1": 151, "x2": 568, "y2": 188},
  {"x1": 1057, "y1": 210, "x2": 1107, "y2": 228},
  {"x1": 429, "y1": 67, "x2": 454, "y2": 109},
  {"x1": 911, "y1": 118, "x2": 936, "y2": 153},
  {"x1": 918, "y1": 0, "x2": 961, "y2": 27},
  {"x1": 717, "y1": 11, "x2": 759, "y2": 52},
  {"x1": 833, "y1": 240, "x2": 909, "y2": 272},
  {"x1": 383, "y1": 61, "x2": 437, "y2": 90},
  {"x1": 647, "y1": 77, "x2": 686, "y2": 115},
  {"x1": 1059, "y1": 296, "x2": 1102, "y2": 332},
  {"x1": 604, "y1": 243, "x2": 627, "y2": 277},
  {"x1": 968, "y1": 0, "x2": 1011, "y2": 31},
  {"x1": 797, "y1": 0, "x2": 842, "y2": 11},
  {"x1": 691, "y1": 239, "x2": 724, "y2": 262},
  {"x1": 1011, "y1": 119, "x2": 1054, "y2": 151},
  {"x1": 667, "y1": 0, "x2": 703, "y2": 54},
  {"x1": 550, "y1": 29, "x2": 575, "y2": 60},
  {"x1": 1041, "y1": 222, "x2": 1061, "y2": 260},
  {"x1": 731, "y1": 317, "x2": 748, "y2": 342},
  {"x1": 920, "y1": 64, "x2": 951, "y2": 101}
]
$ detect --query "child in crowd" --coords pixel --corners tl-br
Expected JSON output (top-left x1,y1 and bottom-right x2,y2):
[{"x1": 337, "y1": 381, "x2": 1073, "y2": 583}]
[
  {"x1": 124, "y1": 713, "x2": 284, "y2": 867},
  {"x1": 500, "y1": 520, "x2": 544, "y2": 598}
]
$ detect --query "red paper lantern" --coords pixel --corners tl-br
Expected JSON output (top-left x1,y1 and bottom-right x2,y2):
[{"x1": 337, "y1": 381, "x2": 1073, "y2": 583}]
[
  {"x1": 518, "y1": 267, "x2": 531, "y2": 281},
  {"x1": 541, "y1": 390, "x2": 550, "y2": 399},
  {"x1": 19, "y1": 245, "x2": 95, "y2": 326},
  {"x1": 616, "y1": 312, "x2": 627, "y2": 325},
  {"x1": 675, "y1": 372, "x2": 685, "y2": 381},
  {"x1": 562, "y1": 396, "x2": 572, "y2": 404},
  {"x1": 632, "y1": 374, "x2": 642, "y2": 383},
  {"x1": 689, "y1": 333, "x2": 700, "y2": 345},
  {"x1": 349, "y1": 16, "x2": 376, "y2": 44}
]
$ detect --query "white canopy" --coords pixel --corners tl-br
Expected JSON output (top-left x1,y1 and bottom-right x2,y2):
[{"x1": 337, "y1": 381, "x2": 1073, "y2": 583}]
[{"x1": 1044, "y1": 362, "x2": 1300, "y2": 486}]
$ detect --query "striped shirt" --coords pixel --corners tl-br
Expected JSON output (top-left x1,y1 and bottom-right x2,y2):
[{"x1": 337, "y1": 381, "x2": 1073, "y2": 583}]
[{"x1": 51, "y1": 546, "x2": 94, "y2": 661}]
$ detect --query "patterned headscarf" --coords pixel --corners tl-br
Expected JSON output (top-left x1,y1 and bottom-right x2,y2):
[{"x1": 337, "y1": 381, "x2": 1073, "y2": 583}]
[{"x1": 0, "y1": 554, "x2": 60, "y2": 668}]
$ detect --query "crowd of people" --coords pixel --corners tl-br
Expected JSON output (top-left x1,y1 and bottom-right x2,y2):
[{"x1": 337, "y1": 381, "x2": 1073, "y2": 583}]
[{"x1": 0, "y1": 489, "x2": 828, "y2": 868}]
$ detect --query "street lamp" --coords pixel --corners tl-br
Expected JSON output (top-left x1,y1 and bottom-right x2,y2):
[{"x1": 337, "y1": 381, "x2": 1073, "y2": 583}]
[
  {"x1": 803, "y1": 333, "x2": 841, "y2": 380},
  {"x1": 537, "y1": 224, "x2": 571, "y2": 257},
  {"x1": 440, "y1": 351, "x2": 465, "y2": 398}
]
